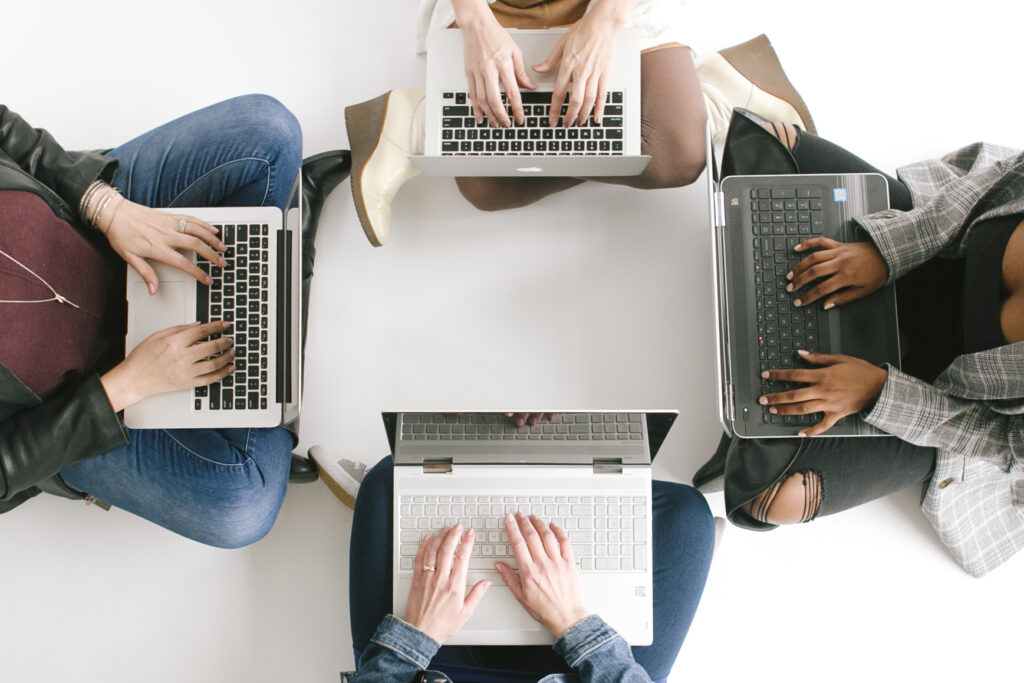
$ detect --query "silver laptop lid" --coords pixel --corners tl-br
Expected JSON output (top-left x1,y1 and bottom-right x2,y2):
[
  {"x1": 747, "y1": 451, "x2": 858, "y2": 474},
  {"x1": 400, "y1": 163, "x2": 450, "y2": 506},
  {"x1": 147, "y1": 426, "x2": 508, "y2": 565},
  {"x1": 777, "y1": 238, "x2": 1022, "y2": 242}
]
[
  {"x1": 385, "y1": 411, "x2": 677, "y2": 466},
  {"x1": 706, "y1": 125, "x2": 733, "y2": 432},
  {"x1": 282, "y1": 172, "x2": 302, "y2": 424}
]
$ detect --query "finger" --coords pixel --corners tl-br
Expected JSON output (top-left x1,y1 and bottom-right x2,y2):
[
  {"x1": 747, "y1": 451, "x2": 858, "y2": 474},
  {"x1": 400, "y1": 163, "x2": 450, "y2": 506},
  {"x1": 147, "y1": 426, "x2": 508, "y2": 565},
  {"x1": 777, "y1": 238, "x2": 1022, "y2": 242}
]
[
  {"x1": 424, "y1": 527, "x2": 446, "y2": 577},
  {"x1": 182, "y1": 215, "x2": 219, "y2": 236},
  {"x1": 564, "y1": 79, "x2": 584, "y2": 129},
  {"x1": 502, "y1": 63, "x2": 525, "y2": 125},
  {"x1": 193, "y1": 334, "x2": 235, "y2": 357},
  {"x1": 452, "y1": 528, "x2": 475, "y2": 584},
  {"x1": 518, "y1": 513, "x2": 548, "y2": 561},
  {"x1": 760, "y1": 367, "x2": 821, "y2": 384},
  {"x1": 493, "y1": 561, "x2": 524, "y2": 598},
  {"x1": 127, "y1": 255, "x2": 160, "y2": 296},
  {"x1": 463, "y1": 579, "x2": 491, "y2": 615},
  {"x1": 766, "y1": 399, "x2": 826, "y2": 416},
  {"x1": 529, "y1": 515, "x2": 561, "y2": 560},
  {"x1": 527, "y1": 412, "x2": 545, "y2": 426},
  {"x1": 192, "y1": 348, "x2": 236, "y2": 376},
  {"x1": 176, "y1": 234, "x2": 225, "y2": 267},
  {"x1": 789, "y1": 248, "x2": 837, "y2": 282},
  {"x1": 437, "y1": 524, "x2": 463, "y2": 577},
  {"x1": 512, "y1": 49, "x2": 536, "y2": 90},
  {"x1": 822, "y1": 286, "x2": 868, "y2": 310},
  {"x1": 593, "y1": 72, "x2": 608, "y2": 122},
  {"x1": 484, "y1": 70, "x2": 508, "y2": 127},
  {"x1": 163, "y1": 249, "x2": 213, "y2": 285},
  {"x1": 183, "y1": 320, "x2": 232, "y2": 344},
  {"x1": 467, "y1": 74, "x2": 482, "y2": 123},
  {"x1": 796, "y1": 349, "x2": 845, "y2": 366},
  {"x1": 192, "y1": 360, "x2": 235, "y2": 386},
  {"x1": 532, "y1": 41, "x2": 562, "y2": 74},
  {"x1": 760, "y1": 386, "x2": 820, "y2": 407},
  {"x1": 505, "y1": 512, "x2": 534, "y2": 563},
  {"x1": 413, "y1": 533, "x2": 431, "y2": 583},
  {"x1": 177, "y1": 216, "x2": 224, "y2": 252},
  {"x1": 473, "y1": 72, "x2": 492, "y2": 124},
  {"x1": 549, "y1": 64, "x2": 571, "y2": 127},
  {"x1": 799, "y1": 413, "x2": 842, "y2": 438},
  {"x1": 550, "y1": 522, "x2": 574, "y2": 564},
  {"x1": 794, "y1": 279, "x2": 847, "y2": 309},
  {"x1": 793, "y1": 236, "x2": 842, "y2": 253},
  {"x1": 577, "y1": 74, "x2": 598, "y2": 125},
  {"x1": 788, "y1": 260, "x2": 841, "y2": 293}
]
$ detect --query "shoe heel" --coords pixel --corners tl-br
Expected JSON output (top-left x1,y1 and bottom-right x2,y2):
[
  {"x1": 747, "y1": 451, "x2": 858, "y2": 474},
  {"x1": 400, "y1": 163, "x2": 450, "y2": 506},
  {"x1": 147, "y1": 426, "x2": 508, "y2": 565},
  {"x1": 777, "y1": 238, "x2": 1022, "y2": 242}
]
[{"x1": 346, "y1": 92, "x2": 393, "y2": 247}]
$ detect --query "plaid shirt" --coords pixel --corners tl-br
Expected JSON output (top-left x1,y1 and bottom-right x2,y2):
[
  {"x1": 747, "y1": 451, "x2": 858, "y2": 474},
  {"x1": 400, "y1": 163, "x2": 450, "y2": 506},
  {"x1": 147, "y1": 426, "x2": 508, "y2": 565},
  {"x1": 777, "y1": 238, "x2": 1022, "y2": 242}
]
[{"x1": 856, "y1": 143, "x2": 1024, "y2": 577}]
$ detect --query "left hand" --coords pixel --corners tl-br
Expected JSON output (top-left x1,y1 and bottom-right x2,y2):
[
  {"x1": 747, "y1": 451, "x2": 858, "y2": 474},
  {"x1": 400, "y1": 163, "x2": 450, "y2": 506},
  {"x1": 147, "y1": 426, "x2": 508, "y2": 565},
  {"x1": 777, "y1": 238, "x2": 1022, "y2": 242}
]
[
  {"x1": 103, "y1": 199, "x2": 226, "y2": 294},
  {"x1": 760, "y1": 350, "x2": 888, "y2": 437},
  {"x1": 404, "y1": 525, "x2": 491, "y2": 643},
  {"x1": 533, "y1": 0, "x2": 634, "y2": 126}
]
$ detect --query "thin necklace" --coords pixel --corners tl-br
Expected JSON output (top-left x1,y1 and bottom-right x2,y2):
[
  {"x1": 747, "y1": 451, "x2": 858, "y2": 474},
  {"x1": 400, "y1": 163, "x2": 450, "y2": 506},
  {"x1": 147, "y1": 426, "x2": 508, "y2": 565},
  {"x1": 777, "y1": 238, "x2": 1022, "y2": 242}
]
[{"x1": 0, "y1": 247, "x2": 80, "y2": 308}]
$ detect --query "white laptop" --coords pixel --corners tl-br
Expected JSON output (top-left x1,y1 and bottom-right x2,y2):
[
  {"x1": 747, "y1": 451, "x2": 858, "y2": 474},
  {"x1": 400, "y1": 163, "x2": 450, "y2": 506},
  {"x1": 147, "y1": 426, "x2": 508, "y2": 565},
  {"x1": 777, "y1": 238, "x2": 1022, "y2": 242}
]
[
  {"x1": 388, "y1": 410, "x2": 677, "y2": 645},
  {"x1": 123, "y1": 174, "x2": 303, "y2": 429},
  {"x1": 411, "y1": 29, "x2": 650, "y2": 177}
]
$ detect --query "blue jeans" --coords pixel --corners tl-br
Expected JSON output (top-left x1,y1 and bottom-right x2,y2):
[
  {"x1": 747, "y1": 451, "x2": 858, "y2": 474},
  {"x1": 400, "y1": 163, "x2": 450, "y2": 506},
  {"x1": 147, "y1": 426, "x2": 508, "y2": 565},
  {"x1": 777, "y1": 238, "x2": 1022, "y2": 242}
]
[
  {"x1": 60, "y1": 95, "x2": 303, "y2": 548},
  {"x1": 349, "y1": 458, "x2": 715, "y2": 681}
]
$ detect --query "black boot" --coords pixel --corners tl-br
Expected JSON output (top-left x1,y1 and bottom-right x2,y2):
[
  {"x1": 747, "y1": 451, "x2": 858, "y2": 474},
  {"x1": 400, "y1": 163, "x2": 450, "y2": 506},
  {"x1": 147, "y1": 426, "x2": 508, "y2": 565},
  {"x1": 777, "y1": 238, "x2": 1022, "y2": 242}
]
[{"x1": 287, "y1": 150, "x2": 351, "y2": 484}]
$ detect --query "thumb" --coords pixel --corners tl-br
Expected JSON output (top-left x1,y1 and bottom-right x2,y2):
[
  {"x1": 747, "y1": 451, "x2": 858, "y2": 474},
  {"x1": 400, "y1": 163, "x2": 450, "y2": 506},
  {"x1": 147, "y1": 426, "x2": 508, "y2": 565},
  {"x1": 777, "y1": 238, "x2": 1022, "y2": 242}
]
[
  {"x1": 513, "y1": 53, "x2": 536, "y2": 89},
  {"x1": 533, "y1": 43, "x2": 563, "y2": 73},
  {"x1": 463, "y1": 579, "x2": 491, "y2": 614},
  {"x1": 494, "y1": 562, "x2": 523, "y2": 596},
  {"x1": 129, "y1": 256, "x2": 159, "y2": 295}
]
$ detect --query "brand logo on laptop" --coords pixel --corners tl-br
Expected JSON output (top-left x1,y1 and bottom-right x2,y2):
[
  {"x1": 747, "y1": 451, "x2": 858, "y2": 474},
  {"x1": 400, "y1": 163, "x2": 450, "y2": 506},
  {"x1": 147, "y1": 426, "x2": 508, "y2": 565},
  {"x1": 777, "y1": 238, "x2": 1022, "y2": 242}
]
[
  {"x1": 833, "y1": 188, "x2": 848, "y2": 202},
  {"x1": 517, "y1": 167, "x2": 544, "y2": 173}
]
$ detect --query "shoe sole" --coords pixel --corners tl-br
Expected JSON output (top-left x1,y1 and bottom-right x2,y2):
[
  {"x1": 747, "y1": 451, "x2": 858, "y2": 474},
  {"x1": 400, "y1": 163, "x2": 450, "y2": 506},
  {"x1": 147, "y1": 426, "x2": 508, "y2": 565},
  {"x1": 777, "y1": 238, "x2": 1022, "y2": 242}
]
[
  {"x1": 345, "y1": 92, "x2": 392, "y2": 247},
  {"x1": 719, "y1": 34, "x2": 816, "y2": 135},
  {"x1": 310, "y1": 458, "x2": 357, "y2": 509}
]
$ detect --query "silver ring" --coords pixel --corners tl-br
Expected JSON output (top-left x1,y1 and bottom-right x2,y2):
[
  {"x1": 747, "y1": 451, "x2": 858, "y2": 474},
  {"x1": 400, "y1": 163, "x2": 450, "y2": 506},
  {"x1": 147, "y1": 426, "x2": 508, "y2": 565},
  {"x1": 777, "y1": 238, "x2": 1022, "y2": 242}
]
[{"x1": 176, "y1": 219, "x2": 187, "y2": 234}]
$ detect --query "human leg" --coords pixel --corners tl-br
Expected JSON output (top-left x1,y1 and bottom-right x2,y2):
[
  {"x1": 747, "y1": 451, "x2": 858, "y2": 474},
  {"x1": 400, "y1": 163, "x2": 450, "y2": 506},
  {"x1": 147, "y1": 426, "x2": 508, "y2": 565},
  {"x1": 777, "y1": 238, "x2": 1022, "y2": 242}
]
[
  {"x1": 349, "y1": 456, "x2": 395, "y2": 651},
  {"x1": 630, "y1": 481, "x2": 714, "y2": 679},
  {"x1": 106, "y1": 94, "x2": 302, "y2": 211},
  {"x1": 59, "y1": 426, "x2": 293, "y2": 547}
]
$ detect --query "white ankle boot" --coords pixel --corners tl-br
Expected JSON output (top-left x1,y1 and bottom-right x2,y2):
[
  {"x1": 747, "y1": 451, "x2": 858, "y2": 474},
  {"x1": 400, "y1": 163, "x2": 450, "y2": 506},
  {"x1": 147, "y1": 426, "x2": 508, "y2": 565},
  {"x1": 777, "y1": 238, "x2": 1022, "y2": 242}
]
[
  {"x1": 698, "y1": 34, "x2": 816, "y2": 143},
  {"x1": 345, "y1": 89, "x2": 425, "y2": 247}
]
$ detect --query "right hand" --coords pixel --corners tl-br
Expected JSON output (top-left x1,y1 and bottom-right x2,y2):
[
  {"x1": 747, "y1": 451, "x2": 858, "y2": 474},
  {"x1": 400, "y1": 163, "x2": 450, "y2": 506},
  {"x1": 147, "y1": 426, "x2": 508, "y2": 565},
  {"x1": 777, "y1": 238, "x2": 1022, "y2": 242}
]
[
  {"x1": 788, "y1": 237, "x2": 889, "y2": 309},
  {"x1": 456, "y1": 6, "x2": 536, "y2": 126},
  {"x1": 100, "y1": 321, "x2": 234, "y2": 412},
  {"x1": 495, "y1": 513, "x2": 590, "y2": 638}
]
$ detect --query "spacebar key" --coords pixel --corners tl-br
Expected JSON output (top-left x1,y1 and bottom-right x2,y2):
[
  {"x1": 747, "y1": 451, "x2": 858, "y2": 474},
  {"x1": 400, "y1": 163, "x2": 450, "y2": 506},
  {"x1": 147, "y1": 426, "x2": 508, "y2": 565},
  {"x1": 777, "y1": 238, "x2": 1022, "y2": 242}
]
[{"x1": 469, "y1": 557, "x2": 515, "y2": 570}]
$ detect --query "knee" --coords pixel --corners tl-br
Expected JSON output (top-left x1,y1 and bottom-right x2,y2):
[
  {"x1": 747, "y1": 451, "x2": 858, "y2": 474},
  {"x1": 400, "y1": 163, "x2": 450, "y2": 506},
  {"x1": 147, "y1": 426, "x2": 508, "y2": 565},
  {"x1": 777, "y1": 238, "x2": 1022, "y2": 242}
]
[
  {"x1": 744, "y1": 471, "x2": 822, "y2": 525},
  {"x1": 634, "y1": 145, "x2": 706, "y2": 190},
  {"x1": 455, "y1": 177, "x2": 514, "y2": 212},
  {"x1": 228, "y1": 94, "x2": 303, "y2": 162},
  {"x1": 657, "y1": 482, "x2": 715, "y2": 549}
]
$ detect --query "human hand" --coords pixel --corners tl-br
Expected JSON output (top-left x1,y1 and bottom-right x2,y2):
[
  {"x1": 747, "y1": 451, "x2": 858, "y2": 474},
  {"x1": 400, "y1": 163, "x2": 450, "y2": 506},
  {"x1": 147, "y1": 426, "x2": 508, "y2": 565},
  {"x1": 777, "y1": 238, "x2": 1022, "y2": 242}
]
[
  {"x1": 532, "y1": 0, "x2": 633, "y2": 126},
  {"x1": 455, "y1": 1, "x2": 536, "y2": 126},
  {"x1": 788, "y1": 237, "x2": 888, "y2": 309},
  {"x1": 102, "y1": 199, "x2": 226, "y2": 295},
  {"x1": 504, "y1": 412, "x2": 560, "y2": 427},
  {"x1": 99, "y1": 321, "x2": 234, "y2": 412},
  {"x1": 760, "y1": 350, "x2": 888, "y2": 437},
  {"x1": 494, "y1": 513, "x2": 589, "y2": 638},
  {"x1": 405, "y1": 525, "x2": 491, "y2": 643}
]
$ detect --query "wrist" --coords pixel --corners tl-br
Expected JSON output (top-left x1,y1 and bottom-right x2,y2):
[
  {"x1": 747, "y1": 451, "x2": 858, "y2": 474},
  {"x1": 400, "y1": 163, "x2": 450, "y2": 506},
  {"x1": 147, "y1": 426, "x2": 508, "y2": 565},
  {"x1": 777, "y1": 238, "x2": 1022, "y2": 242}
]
[
  {"x1": 100, "y1": 365, "x2": 141, "y2": 413},
  {"x1": 452, "y1": 0, "x2": 494, "y2": 29},
  {"x1": 547, "y1": 609, "x2": 590, "y2": 638},
  {"x1": 587, "y1": 0, "x2": 635, "y2": 29}
]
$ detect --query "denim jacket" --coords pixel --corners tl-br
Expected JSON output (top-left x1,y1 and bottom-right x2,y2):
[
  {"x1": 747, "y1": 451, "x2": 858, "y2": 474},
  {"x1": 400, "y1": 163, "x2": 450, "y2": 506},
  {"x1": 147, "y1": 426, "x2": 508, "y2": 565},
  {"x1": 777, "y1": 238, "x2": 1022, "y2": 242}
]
[{"x1": 349, "y1": 614, "x2": 651, "y2": 682}]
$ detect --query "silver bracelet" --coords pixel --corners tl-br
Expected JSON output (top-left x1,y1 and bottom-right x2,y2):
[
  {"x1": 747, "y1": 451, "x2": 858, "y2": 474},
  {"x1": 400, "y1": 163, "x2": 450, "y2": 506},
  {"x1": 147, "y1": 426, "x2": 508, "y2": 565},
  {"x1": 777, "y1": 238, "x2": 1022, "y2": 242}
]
[
  {"x1": 90, "y1": 186, "x2": 121, "y2": 232},
  {"x1": 78, "y1": 180, "x2": 105, "y2": 223}
]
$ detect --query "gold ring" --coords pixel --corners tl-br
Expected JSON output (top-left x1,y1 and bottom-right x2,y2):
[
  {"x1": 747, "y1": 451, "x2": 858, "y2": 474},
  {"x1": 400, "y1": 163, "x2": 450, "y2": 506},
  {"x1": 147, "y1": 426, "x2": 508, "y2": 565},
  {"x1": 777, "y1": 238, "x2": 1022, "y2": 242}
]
[{"x1": 423, "y1": 564, "x2": 436, "y2": 573}]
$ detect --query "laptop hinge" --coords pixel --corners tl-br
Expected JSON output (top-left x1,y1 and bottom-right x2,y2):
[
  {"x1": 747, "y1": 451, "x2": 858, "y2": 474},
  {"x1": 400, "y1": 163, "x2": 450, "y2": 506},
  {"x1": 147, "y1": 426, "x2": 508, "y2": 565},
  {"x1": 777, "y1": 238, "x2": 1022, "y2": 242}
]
[
  {"x1": 714, "y1": 190, "x2": 726, "y2": 228},
  {"x1": 423, "y1": 458, "x2": 453, "y2": 474},
  {"x1": 593, "y1": 458, "x2": 623, "y2": 474}
]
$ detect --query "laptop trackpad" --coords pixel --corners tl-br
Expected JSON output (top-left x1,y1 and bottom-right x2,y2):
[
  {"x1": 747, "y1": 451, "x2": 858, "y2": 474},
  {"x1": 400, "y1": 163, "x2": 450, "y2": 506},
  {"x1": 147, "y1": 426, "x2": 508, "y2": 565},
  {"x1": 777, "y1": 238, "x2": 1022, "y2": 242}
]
[
  {"x1": 460, "y1": 583, "x2": 541, "y2": 631},
  {"x1": 128, "y1": 281, "x2": 189, "y2": 346}
]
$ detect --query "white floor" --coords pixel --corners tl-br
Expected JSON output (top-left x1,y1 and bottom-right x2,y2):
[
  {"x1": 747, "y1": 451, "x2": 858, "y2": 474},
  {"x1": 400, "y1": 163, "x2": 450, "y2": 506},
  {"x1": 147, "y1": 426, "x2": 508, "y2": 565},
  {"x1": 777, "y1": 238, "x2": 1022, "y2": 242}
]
[{"x1": 2, "y1": 1, "x2": 1023, "y2": 681}]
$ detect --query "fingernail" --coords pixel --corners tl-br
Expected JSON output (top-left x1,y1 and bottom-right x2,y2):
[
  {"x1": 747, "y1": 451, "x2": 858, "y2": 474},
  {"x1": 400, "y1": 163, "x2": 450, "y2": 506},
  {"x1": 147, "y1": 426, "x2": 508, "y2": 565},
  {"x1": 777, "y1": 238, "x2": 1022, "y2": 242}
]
[
  {"x1": 761, "y1": 371, "x2": 769, "y2": 379},
  {"x1": 769, "y1": 407, "x2": 778, "y2": 414},
  {"x1": 758, "y1": 396, "x2": 768, "y2": 405},
  {"x1": 823, "y1": 302, "x2": 835, "y2": 310},
  {"x1": 148, "y1": 283, "x2": 156, "y2": 295},
  {"x1": 190, "y1": 321, "x2": 201, "y2": 326},
  {"x1": 798, "y1": 432, "x2": 808, "y2": 438},
  {"x1": 226, "y1": 364, "x2": 235, "y2": 371},
  {"x1": 218, "y1": 258, "x2": 227, "y2": 266},
  {"x1": 785, "y1": 284, "x2": 793, "y2": 292},
  {"x1": 793, "y1": 299, "x2": 802, "y2": 307},
  {"x1": 205, "y1": 276, "x2": 213, "y2": 285},
  {"x1": 797, "y1": 349, "x2": 809, "y2": 356},
  {"x1": 222, "y1": 321, "x2": 232, "y2": 329},
  {"x1": 211, "y1": 226, "x2": 219, "y2": 234},
  {"x1": 466, "y1": 528, "x2": 475, "y2": 536},
  {"x1": 794, "y1": 244, "x2": 803, "y2": 251},
  {"x1": 786, "y1": 271, "x2": 793, "y2": 280},
  {"x1": 506, "y1": 513, "x2": 514, "y2": 522},
  {"x1": 218, "y1": 242, "x2": 226, "y2": 250}
]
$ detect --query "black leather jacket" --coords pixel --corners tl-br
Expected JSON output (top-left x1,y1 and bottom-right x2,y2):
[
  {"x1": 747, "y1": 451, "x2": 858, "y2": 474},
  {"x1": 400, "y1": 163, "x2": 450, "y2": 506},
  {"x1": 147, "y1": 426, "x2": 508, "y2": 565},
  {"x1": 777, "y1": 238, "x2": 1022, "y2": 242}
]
[{"x1": 0, "y1": 105, "x2": 129, "y2": 512}]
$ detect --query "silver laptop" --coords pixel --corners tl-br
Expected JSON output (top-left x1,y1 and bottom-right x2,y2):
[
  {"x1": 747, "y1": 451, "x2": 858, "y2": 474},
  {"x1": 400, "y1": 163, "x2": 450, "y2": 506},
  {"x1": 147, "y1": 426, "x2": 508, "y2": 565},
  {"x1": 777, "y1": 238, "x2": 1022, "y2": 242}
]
[
  {"x1": 411, "y1": 28, "x2": 650, "y2": 177},
  {"x1": 706, "y1": 126, "x2": 901, "y2": 438},
  {"x1": 123, "y1": 174, "x2": 303, "y2": 429},
  {"x1": 388, "y1": 410, "x2": 677, "y2": 645}
]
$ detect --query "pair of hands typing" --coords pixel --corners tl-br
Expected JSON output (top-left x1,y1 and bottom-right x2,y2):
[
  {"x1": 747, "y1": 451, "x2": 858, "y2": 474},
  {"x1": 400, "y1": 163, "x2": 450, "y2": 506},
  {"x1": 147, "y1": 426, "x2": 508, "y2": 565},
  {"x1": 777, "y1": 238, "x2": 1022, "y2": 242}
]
[
  {"x1": 404, "y1": 512, "x2": 590, "y2": 643},
  {"x1": 759, "y1": 237, "x2": 891, "y2": 436}
]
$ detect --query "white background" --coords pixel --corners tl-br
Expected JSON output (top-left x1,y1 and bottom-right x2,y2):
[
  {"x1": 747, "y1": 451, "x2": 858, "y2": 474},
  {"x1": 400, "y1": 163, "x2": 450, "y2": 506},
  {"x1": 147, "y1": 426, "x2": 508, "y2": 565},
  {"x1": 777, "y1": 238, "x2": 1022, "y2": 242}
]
[{"x1": 2, "y1": 0, "x2": 1022, "y2": 681}]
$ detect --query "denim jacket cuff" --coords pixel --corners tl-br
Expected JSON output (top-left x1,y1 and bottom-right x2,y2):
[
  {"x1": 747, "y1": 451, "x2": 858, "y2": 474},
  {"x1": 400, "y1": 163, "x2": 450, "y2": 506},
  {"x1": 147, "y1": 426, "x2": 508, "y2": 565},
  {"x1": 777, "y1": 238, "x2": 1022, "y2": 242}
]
[
  {"x1": 369, "y1": 614, "x2": 441, "y2": 670},
  {"x1": 552, "y1": 614, "x2": 622, "y2": 668}
]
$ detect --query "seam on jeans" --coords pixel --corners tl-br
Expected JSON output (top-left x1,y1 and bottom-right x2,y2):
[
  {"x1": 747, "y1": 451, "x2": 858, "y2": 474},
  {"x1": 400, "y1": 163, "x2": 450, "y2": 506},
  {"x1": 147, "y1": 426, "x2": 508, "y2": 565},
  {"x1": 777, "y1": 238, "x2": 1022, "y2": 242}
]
[
  {"x1": 168, "y1": 157, "x2": 271, "y2": 207},
  {"x1": 567, "y1": 632, "x2": 619, "y2": 668},
  {"x1": 161, "y1": 429, "x2": 251, "y2": 467}
]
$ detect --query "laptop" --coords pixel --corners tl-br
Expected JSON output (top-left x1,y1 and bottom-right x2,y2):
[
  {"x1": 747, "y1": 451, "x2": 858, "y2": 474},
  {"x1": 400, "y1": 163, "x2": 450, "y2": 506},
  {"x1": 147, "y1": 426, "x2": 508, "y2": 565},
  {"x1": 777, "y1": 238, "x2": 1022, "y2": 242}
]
[
  {"x1": 123, "y1": 173, "x2": 303, "y2": 429},
  {"x1": 707, "y1": 126, "x2": 901, "y2": 438},
  {"x1": 411, "y1": 28, "x2": 650, "y2": 177},
  {"x1": 387, "y1": 410, "x2": 677, "y2": 645}
]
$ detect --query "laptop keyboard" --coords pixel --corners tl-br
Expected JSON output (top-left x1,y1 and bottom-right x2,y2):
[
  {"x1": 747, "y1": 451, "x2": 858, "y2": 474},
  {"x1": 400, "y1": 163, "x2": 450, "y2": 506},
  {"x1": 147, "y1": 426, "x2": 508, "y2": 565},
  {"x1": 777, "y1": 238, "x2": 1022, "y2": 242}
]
[
  {"x1": 750, "y1": 186, "x2": 830, "y2": 426},
  {"x1": 398, "y1": 493, "x2": 649, "y2": 573},
  {"x1": 400, "y1": 413, "x2": 642, "y2": 441},
  {"x1": 193, "y1": 223, "x2": 272, "y2": 412},
  {"x1": 440, "y1": 91, "x2": 626, "y2": 156}
]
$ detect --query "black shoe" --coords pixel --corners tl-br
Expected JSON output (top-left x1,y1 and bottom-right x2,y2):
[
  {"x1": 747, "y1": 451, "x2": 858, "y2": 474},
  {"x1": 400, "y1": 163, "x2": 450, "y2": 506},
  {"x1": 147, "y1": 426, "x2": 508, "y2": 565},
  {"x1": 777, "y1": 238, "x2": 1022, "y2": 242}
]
[
  {"x1": 289, "y1": 453, "x2": 319, "y2": 484},
  {"x1": 300, "y1": 150, "x2": 352, "y2": 339},
  {"x1": 720, "y1": 108, "x2": 799, "y2": 179}
]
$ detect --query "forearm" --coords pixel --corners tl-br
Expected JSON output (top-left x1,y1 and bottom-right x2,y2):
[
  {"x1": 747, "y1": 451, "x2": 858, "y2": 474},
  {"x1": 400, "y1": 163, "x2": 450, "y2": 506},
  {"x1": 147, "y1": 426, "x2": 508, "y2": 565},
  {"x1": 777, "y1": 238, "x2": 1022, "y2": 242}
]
[
  {"x1": 554, "y1": 615, "x2": 651, "y2": 682},
  {"x1": 0, "y1": 374, "x2": 128, "y2": 500},
  {"x1": 863, "y1": 366, "x2": 1024, "y2": 469},
  {"x1": 586, "y1": 0, "x2": 638, "y2": 27},
  {"x1": 451, "y1": 0, "x2": 495, "y2": 29},
  {"x1": 349, "y1": 614, "x2": 441, "y2": 682}
]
